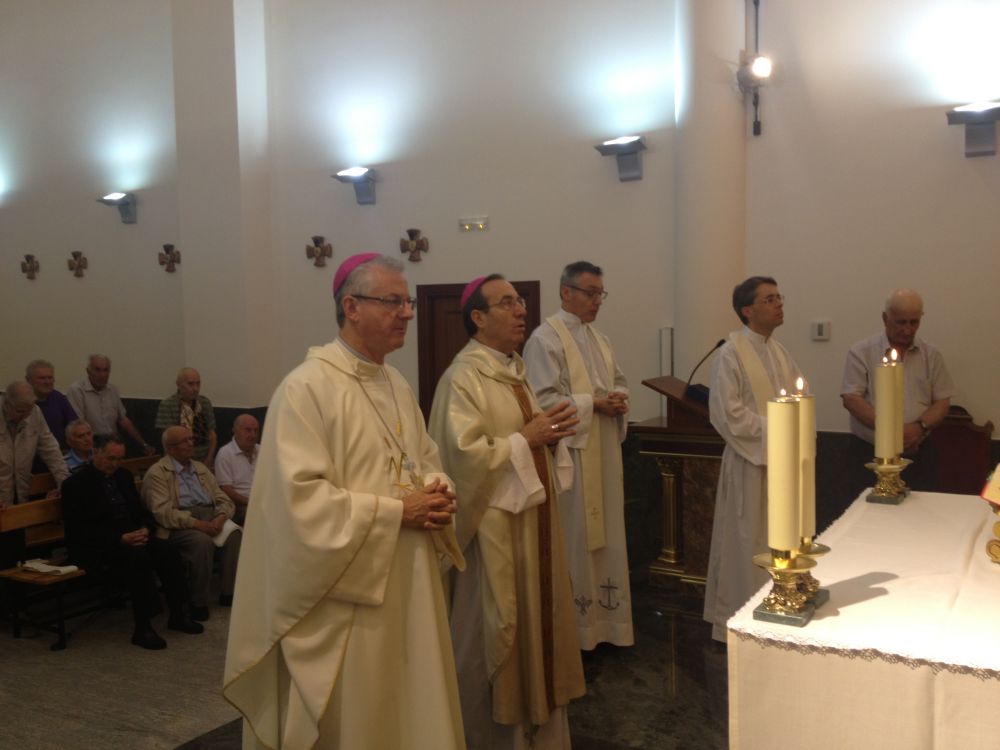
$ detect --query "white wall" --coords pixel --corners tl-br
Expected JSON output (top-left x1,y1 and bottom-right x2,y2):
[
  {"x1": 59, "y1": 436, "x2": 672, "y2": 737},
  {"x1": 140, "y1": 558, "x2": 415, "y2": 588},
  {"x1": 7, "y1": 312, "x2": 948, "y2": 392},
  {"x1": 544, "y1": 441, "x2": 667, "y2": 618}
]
[
  {"x1": 745, "y1": 0, "x2": 1000, "y2": 431},
  {"x1": 0, "y1": 1, "x2": 183, "y2": 397}
]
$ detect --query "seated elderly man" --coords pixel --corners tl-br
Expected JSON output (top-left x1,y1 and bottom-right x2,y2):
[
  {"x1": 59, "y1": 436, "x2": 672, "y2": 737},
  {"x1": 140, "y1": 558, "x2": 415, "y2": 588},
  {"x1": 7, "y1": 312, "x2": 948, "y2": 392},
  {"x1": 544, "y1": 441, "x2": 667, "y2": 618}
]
[
  {"x1": 213, "y1": 414, "x2": 259, "y2": 526},
  {"x1": 155, "y1": 368, "x2": 218, "y2": 468},
  {"x1": 62, "y1": 436, "x2": 204, "y2": 649},
  {"x1": 64, "y1": 419, "x2": 94, "y2": 473},
  {"x1": 26, "y1": 359, "x2": 77, "y2": 452},
  {"x1": 0, "y1": 381, "x2": 70, "y2": 567},
  {"x1": 142, "y1": 426, "x2": 241, "y2": 620}
]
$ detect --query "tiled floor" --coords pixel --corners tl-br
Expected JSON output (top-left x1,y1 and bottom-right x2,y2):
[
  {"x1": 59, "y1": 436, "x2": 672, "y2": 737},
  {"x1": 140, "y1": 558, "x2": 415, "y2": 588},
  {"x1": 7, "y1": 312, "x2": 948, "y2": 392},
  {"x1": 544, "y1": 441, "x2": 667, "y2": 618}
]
[{"x1": 178, "y1": 577, "x2": 728, "y2": 750}]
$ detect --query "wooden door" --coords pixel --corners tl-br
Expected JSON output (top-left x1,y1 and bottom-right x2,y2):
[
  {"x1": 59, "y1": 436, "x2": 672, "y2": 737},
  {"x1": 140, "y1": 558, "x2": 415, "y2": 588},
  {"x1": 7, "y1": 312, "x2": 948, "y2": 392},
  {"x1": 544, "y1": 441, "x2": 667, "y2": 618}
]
[{"x1": 416, "y1": 280, "x2": 541, "y2": 418}]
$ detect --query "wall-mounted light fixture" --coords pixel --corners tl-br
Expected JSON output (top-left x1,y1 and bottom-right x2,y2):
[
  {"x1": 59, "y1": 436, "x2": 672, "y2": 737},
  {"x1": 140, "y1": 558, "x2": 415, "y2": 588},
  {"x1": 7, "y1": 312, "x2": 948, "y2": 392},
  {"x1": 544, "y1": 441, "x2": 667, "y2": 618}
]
[
  {"x1": 946, "y1": 101, "x2": 1000, "y2": 157},
  {"x1": 334, "y1": 167, "x2": 376, "y2": 205},
  {"x1": 97, "y1": 192, "x2": 137, "y2": 224},
  {"x1": 737, "y1": 0, "x2": 772, "y2": 136},
  {"x1": 595, "y1": 136, "x2": 647, "y2": 181}
]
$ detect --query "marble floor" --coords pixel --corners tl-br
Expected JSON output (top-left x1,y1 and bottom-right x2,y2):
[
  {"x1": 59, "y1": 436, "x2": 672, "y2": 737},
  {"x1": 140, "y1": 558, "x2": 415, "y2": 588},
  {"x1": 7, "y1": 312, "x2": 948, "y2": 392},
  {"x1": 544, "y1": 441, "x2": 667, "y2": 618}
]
[{"x1": 177, "y1": 576, "x2": 728, "y2": 750}]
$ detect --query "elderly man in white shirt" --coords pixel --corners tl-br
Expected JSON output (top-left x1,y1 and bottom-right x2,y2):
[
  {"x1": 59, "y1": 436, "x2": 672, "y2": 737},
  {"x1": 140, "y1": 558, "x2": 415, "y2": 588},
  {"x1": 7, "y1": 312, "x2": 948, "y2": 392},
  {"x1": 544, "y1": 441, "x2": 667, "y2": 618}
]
[{"x1": 214, "y1": 414, "x2": 260, "y2": 526}]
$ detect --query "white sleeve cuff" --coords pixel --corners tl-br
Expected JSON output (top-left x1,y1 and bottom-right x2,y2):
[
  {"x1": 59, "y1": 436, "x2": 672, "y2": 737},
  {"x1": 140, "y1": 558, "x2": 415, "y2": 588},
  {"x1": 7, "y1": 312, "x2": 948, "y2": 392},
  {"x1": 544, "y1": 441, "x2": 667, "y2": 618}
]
[
  {"x1": 488, "y1": 432, "x2": 546, "y2": 514},
  {"x1": 553, "y1": 440, "x2": 574, "y2": 493}
]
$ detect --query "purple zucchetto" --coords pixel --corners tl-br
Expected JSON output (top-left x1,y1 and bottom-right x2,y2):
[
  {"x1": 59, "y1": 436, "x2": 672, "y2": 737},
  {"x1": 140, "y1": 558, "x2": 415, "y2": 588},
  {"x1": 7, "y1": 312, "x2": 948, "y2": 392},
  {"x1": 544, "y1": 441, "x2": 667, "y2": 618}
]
[
  {"x1": 332, "y1": 253, "x2": 381, "y2": 296},
  {"x1": 460, "y1": 276, "x2": 488, "y2": 309}
]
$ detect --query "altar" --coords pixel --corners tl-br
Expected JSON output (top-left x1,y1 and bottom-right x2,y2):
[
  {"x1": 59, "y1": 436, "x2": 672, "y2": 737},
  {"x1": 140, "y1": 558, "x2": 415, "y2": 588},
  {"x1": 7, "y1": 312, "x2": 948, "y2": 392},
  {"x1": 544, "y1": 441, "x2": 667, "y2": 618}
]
[{"x1": 728, "y1": 491, "x2": 1000, "y2": 750}]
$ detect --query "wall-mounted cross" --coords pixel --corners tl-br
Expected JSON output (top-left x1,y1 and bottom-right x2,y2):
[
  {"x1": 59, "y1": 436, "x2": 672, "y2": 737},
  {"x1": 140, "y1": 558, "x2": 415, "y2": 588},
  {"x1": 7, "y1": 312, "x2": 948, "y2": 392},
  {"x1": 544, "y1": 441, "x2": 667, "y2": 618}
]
[
  {"x1": 67, "y1": 251, "x2": 88, "y2": 277},
  {"x1": 21, "y1": 254, "x2": 40, "y2": 280},
  {"x1": 400, "y1": 228, "x2": 429, "y2": 262},
  {"x1": 306, "y1": 235, "x2": 333, "y2": 267},
  {"x1": 159, "y1": 244, "x2": 181, "y2": 273}
]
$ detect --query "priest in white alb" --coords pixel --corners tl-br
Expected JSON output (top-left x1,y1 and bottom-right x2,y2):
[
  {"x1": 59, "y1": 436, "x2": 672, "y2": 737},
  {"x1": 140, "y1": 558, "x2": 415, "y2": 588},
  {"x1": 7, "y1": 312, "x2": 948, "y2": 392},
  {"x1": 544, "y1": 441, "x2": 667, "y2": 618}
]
[
  {"x1": 224, "y1": 254, "x2": 466, "y2": 750},
  {"x1": 522, "y1": 261, "x2": 633, "y2": 649},
  {"x1": 703, "y1": 275, "x2": 802, "y2": 642},
  {"x1": 429, "y1": 274, "x2": 586, "y2": 750}
]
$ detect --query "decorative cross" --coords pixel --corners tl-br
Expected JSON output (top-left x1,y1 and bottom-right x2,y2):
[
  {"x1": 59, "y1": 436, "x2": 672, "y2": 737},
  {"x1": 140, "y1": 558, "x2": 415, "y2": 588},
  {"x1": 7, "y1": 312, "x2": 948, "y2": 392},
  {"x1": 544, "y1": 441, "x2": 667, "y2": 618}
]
[
  {"x1": 399, "y1": 228, "x2": 429, "y2": 262},
  {"x1": 306, "y1": 235, "x2": 333, "y2": 267},
  {"x1": 21, "y1": 254, "x2": 40, "y2": 280},
  {"x1": 598, "y1": 578, "x2": 621, "y2": 611},
  {"x1": 67, "y1": 251, "x2": 88, "y2": 278},
  {"x1": 158, "y1": 244, "x2": 181, "y2": 273}
]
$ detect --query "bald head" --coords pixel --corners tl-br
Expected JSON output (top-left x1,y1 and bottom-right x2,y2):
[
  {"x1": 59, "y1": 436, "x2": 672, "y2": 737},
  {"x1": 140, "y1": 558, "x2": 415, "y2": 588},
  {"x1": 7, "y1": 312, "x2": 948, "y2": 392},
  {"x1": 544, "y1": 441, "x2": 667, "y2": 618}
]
[
  {"x1": 882, "y1": 288, "x2": 924, "y2": 351},
  {"x1": 232, "y1": 414, "x2": 260, "y2": 452},
  {"x1": 3, "y1": 381, "x2": 37, "y2": 422},
  {"x1": 162, "y1": 425, "x2": 194, "y2": 463},
  {"x1": 176, "y1": 368, "x2": 202, "y2": 403},
  {"x1": 86, "y1": 354, "x2": 111, "y2": 389}
]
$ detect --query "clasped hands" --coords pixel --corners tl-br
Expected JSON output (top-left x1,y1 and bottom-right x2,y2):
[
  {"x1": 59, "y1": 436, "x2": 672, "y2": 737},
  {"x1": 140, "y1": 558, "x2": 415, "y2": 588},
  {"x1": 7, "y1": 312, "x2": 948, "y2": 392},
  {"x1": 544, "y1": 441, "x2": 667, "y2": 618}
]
[
  {"x1": 594, "y1": 391, "x2": 629, "y2": 417},
  {"x1": 120, "y1": 527, "x2": 150, "y2": 548},
  {"x1": 193, "y1": 514, "x2": 227, "y2": 537},
  {"x1": 402, "y1": 478, "x2": 457, "y2": 531}
]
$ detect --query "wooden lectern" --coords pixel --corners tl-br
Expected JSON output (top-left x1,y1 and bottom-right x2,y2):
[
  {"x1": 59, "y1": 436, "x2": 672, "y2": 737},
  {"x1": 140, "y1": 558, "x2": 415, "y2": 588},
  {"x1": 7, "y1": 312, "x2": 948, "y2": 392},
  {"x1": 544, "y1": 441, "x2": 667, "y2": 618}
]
[{"x1": 633, "y1": 376, "x2": 724, "y2": 585}]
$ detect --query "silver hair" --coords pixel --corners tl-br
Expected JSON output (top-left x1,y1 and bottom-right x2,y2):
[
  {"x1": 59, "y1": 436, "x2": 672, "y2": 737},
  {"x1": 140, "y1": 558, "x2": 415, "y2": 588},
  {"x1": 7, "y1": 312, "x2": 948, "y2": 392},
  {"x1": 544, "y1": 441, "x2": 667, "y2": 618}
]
[
  {"x1": 88, "y1": 353, "x2": 112, "y2": 367},
  {"x1": 65, "y1": 419, "x2": 92, "y2": 441},
  {"x1": 4, "y1": 381, "x2": 36, "y2": 406},
  {"x1": 25, "y1": 359, "x2": 54, "y2": 378},
  {"x1": 883, "y1": 289, "x2": 923, "y2": 314},
  {"x1": 334, "y1": 255, "x2": 405, "y2": 327}
]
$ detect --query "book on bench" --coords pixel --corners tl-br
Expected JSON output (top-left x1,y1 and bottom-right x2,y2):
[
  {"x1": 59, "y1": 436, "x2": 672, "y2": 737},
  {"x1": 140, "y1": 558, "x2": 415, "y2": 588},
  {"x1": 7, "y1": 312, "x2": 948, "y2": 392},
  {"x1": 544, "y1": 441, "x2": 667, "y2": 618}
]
[{"x1": 19, "y1": 559, "x2": 80, "y2": 575}]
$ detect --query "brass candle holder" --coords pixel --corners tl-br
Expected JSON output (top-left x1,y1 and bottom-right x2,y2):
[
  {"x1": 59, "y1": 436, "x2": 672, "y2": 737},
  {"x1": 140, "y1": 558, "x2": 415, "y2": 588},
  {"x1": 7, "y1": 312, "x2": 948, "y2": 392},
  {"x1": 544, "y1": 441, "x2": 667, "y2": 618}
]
[
  {"x1": 986, "y1": 502, "x2": 1000, "y2": 565},
  {"x1": 865, "y1": 456, "x2": 907, "y2": 504},
  {"x1": 797, "y1": 537, "x2": 831, "y2": 607},
  {"x1": 752, "y1": 549, "x2": 816, "y2": 627}
]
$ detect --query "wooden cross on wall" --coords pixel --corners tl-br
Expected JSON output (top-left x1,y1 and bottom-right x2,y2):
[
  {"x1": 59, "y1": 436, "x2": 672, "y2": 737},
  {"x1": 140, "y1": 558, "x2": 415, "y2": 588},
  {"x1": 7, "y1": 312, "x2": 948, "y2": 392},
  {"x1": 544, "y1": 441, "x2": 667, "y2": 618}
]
[
  {"x1": 400, "y1": 228, "x2": 429, "y2": 262},
  {"x1": 306, "y1": 235, "x2": 333, "y2": 267},
  {"x1": 67, "y1": 251, "x2": 88, "y2": 277},
  {"x1": 21, "y1": 254, "x2": 40, "y2": 280},
  {"x1": 159, "y1": 244, "x2": 181, "y2": 273}
]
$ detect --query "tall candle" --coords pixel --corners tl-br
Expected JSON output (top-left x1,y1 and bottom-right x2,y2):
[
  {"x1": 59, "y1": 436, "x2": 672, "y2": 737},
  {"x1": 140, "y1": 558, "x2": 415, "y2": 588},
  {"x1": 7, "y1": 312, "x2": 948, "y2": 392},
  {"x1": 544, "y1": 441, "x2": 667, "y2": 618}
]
[
  {"x1": 891, "y1": 349, "x2": 904, "y2": 455},
  {"x1": 767, "y1": 396, "x2": 800, "y2": 551},
  {"x1": 795, "y1": 378, "x2": 816, "y2": 539},
  {"x1": 874, "y1": 357, "x2": 895, "y2": 459}
]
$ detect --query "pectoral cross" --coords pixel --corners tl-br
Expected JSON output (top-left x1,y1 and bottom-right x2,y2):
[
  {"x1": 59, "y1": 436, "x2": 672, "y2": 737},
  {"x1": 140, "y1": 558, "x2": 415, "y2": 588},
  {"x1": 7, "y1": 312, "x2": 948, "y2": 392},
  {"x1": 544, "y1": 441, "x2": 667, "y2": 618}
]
[
  {"x1": 67, "y1": 251, "x2": 88, "y2": 278},
  {"x1": 399, "y1": 228, "x2": 428, "y2": 262},
  {"x1": 159, "y1": 244, "x2": 181, "y2": 273}
]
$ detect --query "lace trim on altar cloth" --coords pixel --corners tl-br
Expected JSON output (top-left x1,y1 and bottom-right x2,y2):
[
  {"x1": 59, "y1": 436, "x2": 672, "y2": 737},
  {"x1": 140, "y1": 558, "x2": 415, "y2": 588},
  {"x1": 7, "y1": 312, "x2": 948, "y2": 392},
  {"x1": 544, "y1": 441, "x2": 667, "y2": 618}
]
[{"x1": 730, "y1": 630, "x2": 1000, "y2": 681}]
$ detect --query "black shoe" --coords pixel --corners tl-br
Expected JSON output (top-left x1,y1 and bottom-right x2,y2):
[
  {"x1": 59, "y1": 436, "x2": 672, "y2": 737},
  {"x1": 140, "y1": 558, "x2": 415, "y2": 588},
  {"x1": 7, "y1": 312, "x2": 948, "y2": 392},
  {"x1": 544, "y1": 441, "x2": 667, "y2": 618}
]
[
  {"x1": 219, "y1": 594, "x2": 233, "y2": 607},
  {"x1": 168, "y1": 617, "x2": 205, "y2": 635},
  {"x1": 131, "y1": 628, "x2": 167, "y2": 650},
  {"x1": 190, "y1": 605, "x2": 210, "y2": 621}
]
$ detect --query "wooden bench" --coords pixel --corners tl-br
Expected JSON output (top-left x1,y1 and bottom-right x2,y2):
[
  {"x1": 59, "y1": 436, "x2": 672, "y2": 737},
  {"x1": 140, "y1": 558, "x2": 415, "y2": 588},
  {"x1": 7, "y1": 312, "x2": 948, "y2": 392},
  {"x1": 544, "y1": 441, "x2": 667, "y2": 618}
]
[{"x1": 0, "y1": 455, "x2": 161, "y2": 649}]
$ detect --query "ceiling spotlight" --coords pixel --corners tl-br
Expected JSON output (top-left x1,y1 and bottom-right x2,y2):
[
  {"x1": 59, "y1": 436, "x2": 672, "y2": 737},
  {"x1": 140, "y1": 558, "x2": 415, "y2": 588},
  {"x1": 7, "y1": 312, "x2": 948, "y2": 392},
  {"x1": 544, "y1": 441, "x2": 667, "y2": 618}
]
[
  {"x1": 334, "y1": 167, "x2": 376, "y2": 205},
  {"x1": 947, "y1": 101, "x2": 1000, "y2": 157},
  {"x1": 594, "y1": 136, "x2": 647, "y2": 181},
  {"x1": 97, "y1": 192, "x2": 137, "y2": 224}
]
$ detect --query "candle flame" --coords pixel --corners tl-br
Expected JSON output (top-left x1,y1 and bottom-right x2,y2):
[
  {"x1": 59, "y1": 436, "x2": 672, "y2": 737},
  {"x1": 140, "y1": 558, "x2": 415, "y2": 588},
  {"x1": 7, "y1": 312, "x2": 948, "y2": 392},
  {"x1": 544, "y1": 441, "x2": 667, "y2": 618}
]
[
  {"x1": 882, "y1": 356, "x2": 889, "y2": 364},
  {"x1": 779, "y1": 388, "x2": 787, "y2": 396},
  {"x1": 795, "y1": 376, "x2": 805, "y2": 393},
  {"x1": 890, "y1": 348, "x2": 899, "y2": 363}
]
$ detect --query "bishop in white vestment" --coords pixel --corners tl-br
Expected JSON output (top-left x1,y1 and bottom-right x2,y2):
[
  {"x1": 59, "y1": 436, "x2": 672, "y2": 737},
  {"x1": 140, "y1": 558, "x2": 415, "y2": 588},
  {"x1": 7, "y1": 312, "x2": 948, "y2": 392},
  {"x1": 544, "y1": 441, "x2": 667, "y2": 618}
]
[
  {"x1": 429, "y1": 275, "x2": 585, "y2": 750},
  {"x1": 224, "y1": 255, "x2": 465, "y2": 750},
  {"x1": 523, "y1": 261, "x2": 633, "y2": 649},
  {"x1": 703, "y1": 277, "x2": 801, "y2": 642}
]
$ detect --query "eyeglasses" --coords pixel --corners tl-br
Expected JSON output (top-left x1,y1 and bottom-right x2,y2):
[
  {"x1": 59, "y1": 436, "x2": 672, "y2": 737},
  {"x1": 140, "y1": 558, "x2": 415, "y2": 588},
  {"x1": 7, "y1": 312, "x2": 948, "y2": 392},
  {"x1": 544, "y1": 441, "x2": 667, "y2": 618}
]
[
  {"x1": 488, "y1": 296, "x2": 527, "y2": 311},
  {"x1": 754, "y1": 294, "x2": 785, "y2": 306},
  {"x1": 564, "y1": 284, "x2": 608, "y2": 300},
  {"x1": 352, "y1": 294, "x2": 418, "y2": 313}
]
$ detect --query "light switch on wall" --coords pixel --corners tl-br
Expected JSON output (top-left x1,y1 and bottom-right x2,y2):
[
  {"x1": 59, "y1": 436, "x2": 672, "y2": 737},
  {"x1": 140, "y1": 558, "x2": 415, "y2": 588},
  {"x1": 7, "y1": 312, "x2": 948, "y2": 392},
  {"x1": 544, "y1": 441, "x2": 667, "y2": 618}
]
[{"x1": 811, "y1": 320, "x2": 831, "y2": 341}]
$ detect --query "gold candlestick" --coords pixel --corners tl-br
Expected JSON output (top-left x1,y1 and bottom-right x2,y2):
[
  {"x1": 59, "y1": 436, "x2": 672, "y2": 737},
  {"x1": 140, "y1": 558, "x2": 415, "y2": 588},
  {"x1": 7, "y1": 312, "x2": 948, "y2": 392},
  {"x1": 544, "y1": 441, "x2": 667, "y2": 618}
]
[
  {"x1": 865, "y1": 456, "x2": 905, "y2": 504},
  {"x1": 797, "y1": 537, "x2": 831, "y2": 607},
  {"x1": 751, "y1": 549, "x2": 816, "y2": 627},
  {"x1": 986, "y1": 502, "x2": 1000, "y2": 565},
  {"x1": 887, "y1": 456, "x2": 912, "y2": 497}
]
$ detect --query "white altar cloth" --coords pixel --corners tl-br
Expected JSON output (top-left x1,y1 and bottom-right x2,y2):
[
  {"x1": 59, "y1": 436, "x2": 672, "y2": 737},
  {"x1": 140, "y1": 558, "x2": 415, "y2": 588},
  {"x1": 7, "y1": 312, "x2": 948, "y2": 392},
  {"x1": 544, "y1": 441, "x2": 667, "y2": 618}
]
[{"x1": 728, "y1": 491, "x2": 1000, "y2": 750}]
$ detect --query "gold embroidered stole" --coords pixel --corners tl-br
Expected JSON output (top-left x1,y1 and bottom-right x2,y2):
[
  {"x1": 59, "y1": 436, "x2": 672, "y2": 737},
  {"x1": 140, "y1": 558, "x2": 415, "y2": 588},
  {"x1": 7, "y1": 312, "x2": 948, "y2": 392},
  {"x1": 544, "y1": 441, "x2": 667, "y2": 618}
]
[
  {"x1": 510, "y1": 381, "x2": 556, "y2": 713},
  {"x1": 546, "y1": 315, "x2": 613, "y2": 551}
]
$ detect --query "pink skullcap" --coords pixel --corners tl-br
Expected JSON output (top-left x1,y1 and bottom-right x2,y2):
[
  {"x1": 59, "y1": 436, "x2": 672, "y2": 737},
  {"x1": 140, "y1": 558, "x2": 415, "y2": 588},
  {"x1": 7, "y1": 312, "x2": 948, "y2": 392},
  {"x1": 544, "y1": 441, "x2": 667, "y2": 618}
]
[
  {"x1": 332, "y1": 253, "x2": 381, "y2": 296},
  {"x1": 460, "y1": 276, "x2": 488, "y2": 308}
]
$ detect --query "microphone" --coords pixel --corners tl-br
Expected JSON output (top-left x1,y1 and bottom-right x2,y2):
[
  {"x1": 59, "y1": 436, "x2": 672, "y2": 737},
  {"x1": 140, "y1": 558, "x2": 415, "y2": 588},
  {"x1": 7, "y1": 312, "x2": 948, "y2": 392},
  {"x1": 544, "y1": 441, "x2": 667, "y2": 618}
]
[{"x1": 684, "y1": 339, "x2": 725, "y2": 404}]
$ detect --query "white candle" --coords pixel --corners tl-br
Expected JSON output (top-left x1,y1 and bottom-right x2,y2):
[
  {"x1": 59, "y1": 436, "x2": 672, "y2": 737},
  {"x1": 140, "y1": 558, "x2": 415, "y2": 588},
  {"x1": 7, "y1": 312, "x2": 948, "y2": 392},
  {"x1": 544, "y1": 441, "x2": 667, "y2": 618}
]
[
  {"x1": 891, "y1": 349, "x2": 904, "y2": 455},
  {"x1": 795, "y1": 378, "x2": 816, "y2": 539},
  {"x1": 874, "y1": 357, "x2": 895, "y2": 459},
  {"x1": 767, "y1": 396, "x2": 800, "y2": 551}
]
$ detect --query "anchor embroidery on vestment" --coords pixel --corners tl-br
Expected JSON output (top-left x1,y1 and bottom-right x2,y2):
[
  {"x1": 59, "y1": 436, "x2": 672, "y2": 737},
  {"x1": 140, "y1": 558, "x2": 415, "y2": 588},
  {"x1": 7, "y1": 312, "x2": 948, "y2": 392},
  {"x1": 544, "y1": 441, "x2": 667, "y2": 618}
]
[{"x1": 598, "y1": 578, "x2": 621, "y2": 610}]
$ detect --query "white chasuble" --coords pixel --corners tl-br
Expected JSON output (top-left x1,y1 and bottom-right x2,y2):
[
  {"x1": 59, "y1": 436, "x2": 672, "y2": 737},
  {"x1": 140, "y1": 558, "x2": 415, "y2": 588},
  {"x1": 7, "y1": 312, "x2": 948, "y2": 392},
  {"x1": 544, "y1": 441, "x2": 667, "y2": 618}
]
[
  {"x1": 429, "y1": 340, "x2": 585, "y2": 750},
  {"x1": 702, "y1": 327, "x2": 801, "y2": 642},
  {"x1": 224, "y1": 339, "x2": 464, "y2": 750},
  {"x1": 523, "y1": 309, "x2": 634, "y2": 650}
]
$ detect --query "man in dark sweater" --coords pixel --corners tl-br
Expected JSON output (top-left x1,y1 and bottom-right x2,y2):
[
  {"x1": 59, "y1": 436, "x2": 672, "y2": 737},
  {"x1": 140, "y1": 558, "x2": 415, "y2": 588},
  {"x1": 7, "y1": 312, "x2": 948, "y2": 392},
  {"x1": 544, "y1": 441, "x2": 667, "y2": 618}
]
[{"x1": 61, "y1": 436, "x2": 203, "y2": 649}]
